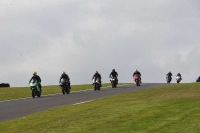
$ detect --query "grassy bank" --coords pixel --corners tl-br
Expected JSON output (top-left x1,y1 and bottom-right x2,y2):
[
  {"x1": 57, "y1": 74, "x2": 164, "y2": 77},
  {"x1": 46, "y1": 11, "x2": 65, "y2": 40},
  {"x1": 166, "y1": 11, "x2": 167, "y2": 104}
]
[
  {"x1": 0, "y1": 83, "x2": 200, "y2": 132},
  {"x1": 0, "y1": 83, "x2": 127, "y2": 101}
]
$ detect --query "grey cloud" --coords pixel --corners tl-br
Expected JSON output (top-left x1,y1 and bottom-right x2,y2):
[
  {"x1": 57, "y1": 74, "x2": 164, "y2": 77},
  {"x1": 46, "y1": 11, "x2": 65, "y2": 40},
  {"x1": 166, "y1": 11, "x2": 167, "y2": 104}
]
[{"x1": 0, "y1": 0, "x2": 200, "y2": 86}]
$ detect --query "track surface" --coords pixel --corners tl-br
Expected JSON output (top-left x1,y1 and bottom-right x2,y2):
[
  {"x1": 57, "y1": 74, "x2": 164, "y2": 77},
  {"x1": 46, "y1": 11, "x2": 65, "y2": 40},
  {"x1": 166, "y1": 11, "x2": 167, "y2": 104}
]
[{"x1": 0, "y1": 83, "x2": 169, "y2": 122}]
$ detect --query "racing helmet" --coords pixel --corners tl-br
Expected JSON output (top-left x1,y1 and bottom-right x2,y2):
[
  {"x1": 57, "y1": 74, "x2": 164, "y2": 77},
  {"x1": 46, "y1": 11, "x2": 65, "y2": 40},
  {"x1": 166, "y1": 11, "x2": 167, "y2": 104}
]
[{"x1": 33, "y1": 72, "x2": 37, "y2": 75}]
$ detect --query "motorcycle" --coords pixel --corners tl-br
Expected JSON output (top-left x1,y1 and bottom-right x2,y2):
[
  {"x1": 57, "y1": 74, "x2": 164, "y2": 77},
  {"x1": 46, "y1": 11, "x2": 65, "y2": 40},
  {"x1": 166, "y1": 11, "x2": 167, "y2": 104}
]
[
  {"x1": 60, "y1": 79, "x2": 70, "y2": 94},
  {"x1": 166, "y1": 75, "x2": 172, "y2": 83},
  {"x1": 196, "y1": 76, "x2": 200, "y2": 82},
  {"x1": 134, "y1": 74, "x2": 141, "y2": 86},
  {"x1": 29, "y1": 79, "x2": 41, "y2": 98},
  {"x1": 93, "y1": 78, "x2": 101, "y2": 91},
  {"x1": 110, "y1": 76, "x2": 117, "y2": 88},
  {"x1": 176, "y1": 76, "x2": 182, "y2": 83}
]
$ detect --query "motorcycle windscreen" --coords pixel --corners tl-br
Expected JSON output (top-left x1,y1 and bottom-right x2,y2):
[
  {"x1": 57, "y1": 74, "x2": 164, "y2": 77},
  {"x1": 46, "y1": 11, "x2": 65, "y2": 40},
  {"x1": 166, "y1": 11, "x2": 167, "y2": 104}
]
[
  {"x1": 93, "y1": 78, "x2": 100, "y2": 83},
  {"x1": 134, "y1": 74, "x2": 140, "y2": 79},
  {"x1": 61, "y1": 79, "x2": 68, "y2": 82},
  {"x1": 30, "y1": 79, "x2": 37, "y2": 86}
]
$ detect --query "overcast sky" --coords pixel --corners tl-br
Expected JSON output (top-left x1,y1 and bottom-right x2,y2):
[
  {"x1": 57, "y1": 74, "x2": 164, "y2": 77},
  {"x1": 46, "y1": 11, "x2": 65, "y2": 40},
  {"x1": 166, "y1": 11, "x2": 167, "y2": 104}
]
[{"x1": 0, "y1": 0, "x2": 200, "y2": 87}]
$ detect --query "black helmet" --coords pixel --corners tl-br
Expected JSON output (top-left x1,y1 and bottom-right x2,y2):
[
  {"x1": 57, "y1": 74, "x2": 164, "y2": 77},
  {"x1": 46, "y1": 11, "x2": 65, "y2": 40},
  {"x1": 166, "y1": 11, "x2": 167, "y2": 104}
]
[{"x1": 112, "y1": 69, "x2": 115, "y2": 72}]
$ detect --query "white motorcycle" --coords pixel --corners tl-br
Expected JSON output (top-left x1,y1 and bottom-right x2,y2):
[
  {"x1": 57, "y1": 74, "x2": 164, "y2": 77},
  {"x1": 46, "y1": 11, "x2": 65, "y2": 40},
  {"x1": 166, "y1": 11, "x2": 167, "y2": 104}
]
[
  {"x1": 92, "y1": 78, "x2": 101, "y2": 91},
  {"x1": 176, "y1": 76, "x2": 182, "y2": 83}
]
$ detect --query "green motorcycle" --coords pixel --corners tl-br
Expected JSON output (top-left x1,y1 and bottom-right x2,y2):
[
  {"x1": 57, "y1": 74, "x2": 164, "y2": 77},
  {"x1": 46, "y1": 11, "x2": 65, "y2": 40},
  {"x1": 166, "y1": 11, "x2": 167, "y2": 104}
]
[{"x1": 29, "y1": 79, "x2": 41, "y2": 98}]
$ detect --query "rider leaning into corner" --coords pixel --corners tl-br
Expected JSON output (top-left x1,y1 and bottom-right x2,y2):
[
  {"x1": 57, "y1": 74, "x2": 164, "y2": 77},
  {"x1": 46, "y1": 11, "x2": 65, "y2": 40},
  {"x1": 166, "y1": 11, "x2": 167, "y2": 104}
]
[
  {"x1": 59, "y1": 71, "x2": 71, "y2": 89},
  {"x1": 109, "y1": 69, "x2": 118, "y2": 84},
  {"x1": 92, "y1": 71, "x2": 102, "y2": 87},
  {"x1": 29, "y1": 72, "x2": 42, "y2": 92},
  {"x1": 176, "y1": 72, "x2": 182, "y2": 80},
  {"x1": 133, "y1": 69, "x2": 142, "y2": 83}
]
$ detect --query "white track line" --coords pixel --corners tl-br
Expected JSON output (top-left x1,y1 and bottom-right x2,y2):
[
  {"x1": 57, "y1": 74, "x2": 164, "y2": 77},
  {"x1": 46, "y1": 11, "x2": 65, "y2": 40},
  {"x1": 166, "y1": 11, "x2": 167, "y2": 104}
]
[
  {"x1": 0, "y1": 84, "x2": 132, "y2": 103},
  {"x1": 72, "y1": 97, "x2": 105, "y2": 105},
  {"x1": 72, "y1": 100, "x2": 94, "y2": 105}
]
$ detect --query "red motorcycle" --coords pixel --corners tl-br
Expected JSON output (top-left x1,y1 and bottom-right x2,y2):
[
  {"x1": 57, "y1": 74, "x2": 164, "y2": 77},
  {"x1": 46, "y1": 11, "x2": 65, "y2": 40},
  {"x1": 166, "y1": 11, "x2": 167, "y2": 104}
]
[{"x1": 134, "y1": 74, "x2": 141, "y2": 86}]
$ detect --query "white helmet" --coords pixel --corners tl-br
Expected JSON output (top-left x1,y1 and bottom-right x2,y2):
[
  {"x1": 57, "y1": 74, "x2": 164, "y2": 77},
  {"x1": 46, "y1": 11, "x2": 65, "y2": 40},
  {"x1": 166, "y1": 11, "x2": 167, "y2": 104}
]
[{"x1": 33, "y1": 71, "x2": 37, "y2": 75}]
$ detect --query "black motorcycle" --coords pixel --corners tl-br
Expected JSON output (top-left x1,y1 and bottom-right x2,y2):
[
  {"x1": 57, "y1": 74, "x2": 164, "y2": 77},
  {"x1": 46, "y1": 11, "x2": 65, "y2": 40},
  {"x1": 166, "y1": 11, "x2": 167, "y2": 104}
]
[
  {"x1": 60, "y1": 79, "x2": 70, "y2": 94},
  {"x1": 110, "y1": 76, "x2": 117, "y2": 88},
  {"x1": 166, "y1": 76, "x2": 172, "y2": 83}
]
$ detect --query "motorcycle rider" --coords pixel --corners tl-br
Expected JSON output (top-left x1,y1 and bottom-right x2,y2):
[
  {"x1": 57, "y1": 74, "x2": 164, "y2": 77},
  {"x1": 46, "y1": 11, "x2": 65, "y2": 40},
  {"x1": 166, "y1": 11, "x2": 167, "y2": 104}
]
[
  {"x1": 133, "y1": 69, "x2": 141, "y2": 83},
  {"x1": 166, "y1": 71, "x2": 173, "y2": 77},
  {"x1": 109, "y1": 69, "x2": 118, "y2": 84},
  {"x1": 59, "y1": 71, "x2": 71, "y2": 89},
  {"x1": 176, "y1": 72, "x2": 182, "y2": 80},
  {"x1": 92, "y1": 71, "x2": 102, "y2": 87},
  {"x1": 197, "y1": 76, "x2": 200, "y2": 82},
  {"x1": 166, "y1": 71, "x2": 173, "y2": 80},
  {"x1": 29, "y1": 72, "x2": 42, "y2": 92}
]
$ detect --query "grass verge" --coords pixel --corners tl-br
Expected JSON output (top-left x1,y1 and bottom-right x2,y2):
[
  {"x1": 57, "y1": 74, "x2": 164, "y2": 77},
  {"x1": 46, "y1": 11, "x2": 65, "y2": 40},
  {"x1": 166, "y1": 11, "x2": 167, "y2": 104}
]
[
  {"x1": 0, "y1": 83, "x2": 200, "y2": 132},
  {"x1": 0, "y1": 83, "x2": 128, "y2": 101}
]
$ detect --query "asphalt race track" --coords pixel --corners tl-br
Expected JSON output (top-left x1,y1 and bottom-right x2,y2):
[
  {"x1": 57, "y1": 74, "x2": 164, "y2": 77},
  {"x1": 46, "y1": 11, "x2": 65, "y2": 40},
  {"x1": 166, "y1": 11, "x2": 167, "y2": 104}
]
[{"x1": 0, "y1": 83, "x2": 170, "y2": 122}]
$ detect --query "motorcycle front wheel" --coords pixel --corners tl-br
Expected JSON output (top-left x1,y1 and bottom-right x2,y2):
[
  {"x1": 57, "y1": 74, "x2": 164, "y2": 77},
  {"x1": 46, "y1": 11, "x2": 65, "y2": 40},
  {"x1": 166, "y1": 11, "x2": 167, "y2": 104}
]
[
  {"x1": 62, "y1": 86, "x2": 65, "y2": 94},
  {"x1": 94, "y1": 84, "x2": 98, "y2": 91},
  {"x1": 32, "y1": 89, "x2": 36, "y2": 98},
  {"x1": 66, "y1": 86, "x2": 70, "y2": 94}
]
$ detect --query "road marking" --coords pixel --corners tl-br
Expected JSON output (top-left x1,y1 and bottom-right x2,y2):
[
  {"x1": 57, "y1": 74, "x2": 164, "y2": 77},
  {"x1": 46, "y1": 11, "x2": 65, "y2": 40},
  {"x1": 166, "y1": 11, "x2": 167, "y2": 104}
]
[
  {"x1": 72, "y1": 100, "x2": 94, "y2": 105},
  {"x1": 0, "y1": 84, "x2": 132, "y2": 103}
]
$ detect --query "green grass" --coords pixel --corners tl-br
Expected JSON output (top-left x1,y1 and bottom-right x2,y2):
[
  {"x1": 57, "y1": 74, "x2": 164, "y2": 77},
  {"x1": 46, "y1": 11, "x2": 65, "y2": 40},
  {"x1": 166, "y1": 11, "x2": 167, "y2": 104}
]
[
  {"x1": 0, "y1": 83, "x2": 127, "y2": 101},
  {"x1": 0, "y1": 83, "x2": 200, "y2": 133}
]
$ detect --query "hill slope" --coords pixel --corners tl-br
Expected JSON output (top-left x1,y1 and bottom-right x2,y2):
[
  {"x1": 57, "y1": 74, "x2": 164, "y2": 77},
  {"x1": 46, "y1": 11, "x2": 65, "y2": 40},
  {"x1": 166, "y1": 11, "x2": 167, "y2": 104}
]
[{"x1": 0, "y1": 83, "x2": 200, "y2": 133}]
